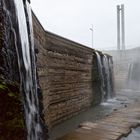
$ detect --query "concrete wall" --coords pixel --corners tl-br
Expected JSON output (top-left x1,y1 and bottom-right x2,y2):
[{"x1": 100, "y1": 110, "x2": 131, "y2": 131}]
[
  {"x1": 32, "y1": 13, "x2": 109, "y2": 127},
  {"x1": 44, "y1": 31, "x2": 96, "y2": 127}
]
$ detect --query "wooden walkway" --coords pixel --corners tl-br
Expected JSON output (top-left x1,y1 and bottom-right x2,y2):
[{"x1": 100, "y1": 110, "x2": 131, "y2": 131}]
[{"x1": 57, "y1": 104, "x2": 140, "y2": 140}]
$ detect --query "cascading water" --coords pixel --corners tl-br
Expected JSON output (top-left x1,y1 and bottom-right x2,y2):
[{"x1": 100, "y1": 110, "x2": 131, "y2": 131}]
[
  {"x1": 103, "y1": 55, "x2": 112, "y2": 99},
  {"x1": 128, "y1": 63, "x2": 133, "y2": 82},
  {"x1": 14, "y1": 0, "x2": 43, "y2": 139},
  {"x1": 1, "y1": 0, "x2": 44, "y2": 139},
  {"x1": 108, "y1": 57, "x2": 114, "y2": 98},
  {"x1": 95, "y1": 52, "x2": 106, "y2": 102},
  {"x1": 127, "y1": 59, "x2": 140, "y2": 90},
  {"x1": 95, "y1": 52, "x2": 114, "y2": 102}
]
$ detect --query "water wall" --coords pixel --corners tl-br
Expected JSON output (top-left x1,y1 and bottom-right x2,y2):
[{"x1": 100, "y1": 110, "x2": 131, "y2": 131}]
[
  {"x1": 95, "y1": 52, "x2": 114, "y2": 102},
  {"x1": 103, "y1": 54, "x2": 114, "y2": 100},
  {"x1": 0, "y1": 0, "x2": 47, "y2": 139}
]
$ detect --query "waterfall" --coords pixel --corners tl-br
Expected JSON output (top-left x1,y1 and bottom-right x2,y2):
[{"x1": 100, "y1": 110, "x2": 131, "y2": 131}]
[
  {"x1": 13, "y1": 0, "x2": 43, "y2": 139},
  {"x1": 103, "y1": 55, "x2": 112, "y2": 99},
  {"x1": 128, "y1": 63, "x2": 133, "y2": 82},
  {"x1": 1, "y1": 0, "x2": 44, "y2": 139},
  {"x1": 127, "y1": 59, "x2": 140, "y2": 90},
  {"x1": 95, "y1": 52, "x2": 114, "y2": 102},
  {"x1": 95, "y1": 52, "x2": 106, "y2": 102},
  {"x1": 108, "y1": 57, "x2": 114, "y2": 98}
]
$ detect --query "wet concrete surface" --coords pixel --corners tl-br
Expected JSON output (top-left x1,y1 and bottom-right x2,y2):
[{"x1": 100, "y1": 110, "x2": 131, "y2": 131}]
[
  {"x1": 49, "y1": 89, "x2": 140, "y2": 140},
  {"x1": 120, "y1": 127, "x2": 140, "y2": 140}
]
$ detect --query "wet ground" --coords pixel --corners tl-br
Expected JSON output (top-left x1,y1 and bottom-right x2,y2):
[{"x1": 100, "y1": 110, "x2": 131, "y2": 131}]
[
  {"x1": 120, "y1": 127, "x2": 140, "y2": 140},
  {"x1": 50, "y1": 89, "x2": 140, "y2": 140}
]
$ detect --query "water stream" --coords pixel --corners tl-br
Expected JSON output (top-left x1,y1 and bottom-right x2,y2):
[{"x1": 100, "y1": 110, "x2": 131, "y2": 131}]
[
  {"x1": 108, "y1": 57, "x2": 114, "y2": 97},
  {"x1": 95, "y1": 52, "x2": 106, "y2": 102},
  {"x1": 1, "y1": 0, "x2": 43, "y2": 139},
  {"x1": 127, "y1": 59, "x2": 140, "y2": 90},
  {"x1": 95, "y1": 52, "x2": 114, "y2": 102},
  {"x1": 103, "y1": 55, "x2": 112, "y2": 99},
  {"x1": 14, "y1": 0, "x2": 43, "y2": 139}
]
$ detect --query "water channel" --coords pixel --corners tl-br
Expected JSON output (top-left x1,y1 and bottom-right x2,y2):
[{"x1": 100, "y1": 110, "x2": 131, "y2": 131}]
[{"x1": 50, "y1": 89, "x2": 140, "y2": 140}]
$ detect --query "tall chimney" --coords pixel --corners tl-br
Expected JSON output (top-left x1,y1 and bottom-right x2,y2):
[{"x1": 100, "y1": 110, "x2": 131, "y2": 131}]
[
  {"x1": 121, "y1": 4, "x2": 125, "y2": 50},
  {"x1": 117, "y1": 5, "x2": 121, "y2": 50},
  {"x1": 117, "y1": 4, "x2": 125, "y2": 50}
]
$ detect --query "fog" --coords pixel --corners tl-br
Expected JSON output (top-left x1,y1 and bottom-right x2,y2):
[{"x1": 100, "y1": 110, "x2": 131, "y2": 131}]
[
  {"x1": 127, "y1": 54, "x2": 140, "y2": 90},
  {"x1": 31, "y1": 0, "x2": 140, "y2": 50},
  {"x1": 104, "y1": 47, "x2": 140, "y2": 93}
]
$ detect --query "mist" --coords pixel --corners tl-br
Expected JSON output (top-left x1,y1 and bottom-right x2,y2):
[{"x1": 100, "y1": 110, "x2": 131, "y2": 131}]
[{"x1": 104, "y1": 47, "x2": 140, "y2": 92}]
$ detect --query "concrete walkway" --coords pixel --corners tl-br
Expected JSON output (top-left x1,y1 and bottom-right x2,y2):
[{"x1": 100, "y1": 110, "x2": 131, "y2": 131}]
[{"x1": 57, "y1": 103, "x2": 140, "y2": 140}]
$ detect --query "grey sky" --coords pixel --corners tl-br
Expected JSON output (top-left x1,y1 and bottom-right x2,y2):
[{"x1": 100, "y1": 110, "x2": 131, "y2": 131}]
[{"x1": 31, "y1": 0, "x2": 140, "y2": 50}]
